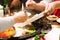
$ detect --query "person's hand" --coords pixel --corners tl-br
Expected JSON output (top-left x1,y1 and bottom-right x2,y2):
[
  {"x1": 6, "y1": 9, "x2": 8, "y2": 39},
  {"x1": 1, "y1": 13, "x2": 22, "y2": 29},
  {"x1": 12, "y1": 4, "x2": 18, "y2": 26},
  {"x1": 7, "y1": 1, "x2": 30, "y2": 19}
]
[
  {"x1": 26, "y1": 0, "x2": 36, "y2": 9},
  {"x1": 26, "y1": 0, "x2": 46, "y2": 11},
  {"x1": 13, "y1": 11, "x2": 27, "y2": 23},
  {"x1": 44, "y1": 2, "x2": 55, "y2": 16}
]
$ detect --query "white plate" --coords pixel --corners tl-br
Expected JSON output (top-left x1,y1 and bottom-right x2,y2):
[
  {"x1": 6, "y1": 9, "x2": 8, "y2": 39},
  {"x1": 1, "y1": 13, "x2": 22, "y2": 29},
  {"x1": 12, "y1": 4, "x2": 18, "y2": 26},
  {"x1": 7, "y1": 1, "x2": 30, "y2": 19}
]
[{"x1": 56, "y1": 18, "x2": 60, "y2": 23}]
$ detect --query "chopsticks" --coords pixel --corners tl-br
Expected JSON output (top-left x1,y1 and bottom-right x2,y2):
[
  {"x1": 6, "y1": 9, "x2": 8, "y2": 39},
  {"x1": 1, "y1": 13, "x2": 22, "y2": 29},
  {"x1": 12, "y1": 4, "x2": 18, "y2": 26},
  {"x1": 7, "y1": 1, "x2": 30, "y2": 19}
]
[
  {"x1": 18, "y1": 11, "x2": 47, "y2": 27},
  {"x1": 22, "y1": 3, "x2": 24, "y2": 11}
]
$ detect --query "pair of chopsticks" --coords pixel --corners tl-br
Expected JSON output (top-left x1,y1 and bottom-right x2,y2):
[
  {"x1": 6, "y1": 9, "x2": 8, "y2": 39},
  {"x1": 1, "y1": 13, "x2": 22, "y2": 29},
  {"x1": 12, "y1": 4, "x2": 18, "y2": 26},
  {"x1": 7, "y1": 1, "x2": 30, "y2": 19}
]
[{"x1": 18, "y1": 11, "x2": 48, "y2": 28}]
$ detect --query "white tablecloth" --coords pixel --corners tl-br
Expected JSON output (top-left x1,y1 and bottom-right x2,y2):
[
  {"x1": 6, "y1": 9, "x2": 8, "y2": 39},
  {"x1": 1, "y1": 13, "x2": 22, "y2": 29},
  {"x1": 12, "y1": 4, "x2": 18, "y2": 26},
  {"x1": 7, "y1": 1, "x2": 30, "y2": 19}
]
[{"x1": 45, "y1": 25, "x2": 60, "y2": 40}]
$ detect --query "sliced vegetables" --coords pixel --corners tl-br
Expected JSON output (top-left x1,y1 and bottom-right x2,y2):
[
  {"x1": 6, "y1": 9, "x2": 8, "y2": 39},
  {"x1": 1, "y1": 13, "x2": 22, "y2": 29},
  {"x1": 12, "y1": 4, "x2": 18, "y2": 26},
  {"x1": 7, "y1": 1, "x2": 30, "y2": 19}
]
[{"x1": 28, "y1": 30, "x2": 36, "y2": 34}]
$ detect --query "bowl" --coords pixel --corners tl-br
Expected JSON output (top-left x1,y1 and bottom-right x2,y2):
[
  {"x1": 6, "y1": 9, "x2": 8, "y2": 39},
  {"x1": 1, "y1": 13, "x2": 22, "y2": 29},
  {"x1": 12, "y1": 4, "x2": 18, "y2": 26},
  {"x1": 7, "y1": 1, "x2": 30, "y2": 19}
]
[{"x1": 47, "y1": 15, "x2": 58, "y2": 21}]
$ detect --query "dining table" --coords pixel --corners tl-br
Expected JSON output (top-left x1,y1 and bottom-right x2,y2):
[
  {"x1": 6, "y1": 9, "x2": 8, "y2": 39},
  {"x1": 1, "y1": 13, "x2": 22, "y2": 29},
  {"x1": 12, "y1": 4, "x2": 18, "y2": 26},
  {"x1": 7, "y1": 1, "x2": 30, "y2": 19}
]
[{"x1": 45, "y1": 20, "x2": 60, "y2": 40}]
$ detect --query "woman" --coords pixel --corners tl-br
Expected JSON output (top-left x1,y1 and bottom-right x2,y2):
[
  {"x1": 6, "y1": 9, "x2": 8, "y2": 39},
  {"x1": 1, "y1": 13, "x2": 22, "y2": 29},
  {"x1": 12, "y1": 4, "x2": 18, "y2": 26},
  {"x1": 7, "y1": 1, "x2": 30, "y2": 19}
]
[
  {"x1": 0, "y1": 0, "x2": 28, "y2": 32},
  {"x1": 0, "y1": 11, "x2": 27, "y2": 32}
]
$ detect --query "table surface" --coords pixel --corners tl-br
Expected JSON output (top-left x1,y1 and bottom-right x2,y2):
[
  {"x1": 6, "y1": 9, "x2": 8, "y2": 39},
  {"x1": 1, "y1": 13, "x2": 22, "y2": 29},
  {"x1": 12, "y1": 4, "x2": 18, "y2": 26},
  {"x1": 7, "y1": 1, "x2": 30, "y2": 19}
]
[
  {"x1": 45, "y1": 21, "x2": 60, "y2": 40},
  {"x1": 51, "y1": 21, "x2": 60, "y2": 28}
]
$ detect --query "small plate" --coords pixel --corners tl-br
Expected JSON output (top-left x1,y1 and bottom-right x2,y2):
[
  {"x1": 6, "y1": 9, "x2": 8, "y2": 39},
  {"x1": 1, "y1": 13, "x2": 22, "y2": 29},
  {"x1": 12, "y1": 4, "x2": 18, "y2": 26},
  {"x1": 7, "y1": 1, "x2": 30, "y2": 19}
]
[
  {"x1": 47, "y1": 15, "x2": 58, "y2": 21},
  {"x1": 56, "y1": 18, "x2": 60, "y2": 23}
]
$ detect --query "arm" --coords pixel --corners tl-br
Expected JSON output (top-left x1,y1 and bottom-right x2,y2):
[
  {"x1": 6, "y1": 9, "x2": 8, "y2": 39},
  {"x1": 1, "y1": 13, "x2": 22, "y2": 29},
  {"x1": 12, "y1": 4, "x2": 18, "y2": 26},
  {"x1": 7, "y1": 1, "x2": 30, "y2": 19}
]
[
  {"x1": 26, "y1": 0, "x2": 45, "y2": 11},
  {"x1": 53, "y1": 1, "x2": 60, "y2": 9},
  {"x1": 0, "y1": 17, "x2": 14, "y2": 32},
  {"x1": 34, "y1": 2, "x2": 46, "y2": 11},
  {"x1": 35, "y1": 0, "x2": 53, "y2": 11},
  {"x1": 44, "y1": 1, "x2": 60, "y2": 15},
  {"x1": 0, "y1": 11, "x2": 27, "y2": 32},
  {"x1": 26, "y1": 0, "x2": 53, "y2": 11}
]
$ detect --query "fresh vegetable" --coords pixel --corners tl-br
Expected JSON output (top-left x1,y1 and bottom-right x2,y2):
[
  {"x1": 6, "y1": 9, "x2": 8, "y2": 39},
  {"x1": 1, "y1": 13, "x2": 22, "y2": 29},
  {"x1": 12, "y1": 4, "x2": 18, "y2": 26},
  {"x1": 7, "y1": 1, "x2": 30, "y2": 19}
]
[
  {"x1": 28, "y1": 30, "x2": 36, "y2": 34},
  {"x1": 34, "y1": 32, "x2": 45, "y2": 40},
  {"x1": 34, "y1": 34, "x2": 40, "y2": 40},
  {"x1": 40, "y1": 35, "x2": 46, "y2": 40}
]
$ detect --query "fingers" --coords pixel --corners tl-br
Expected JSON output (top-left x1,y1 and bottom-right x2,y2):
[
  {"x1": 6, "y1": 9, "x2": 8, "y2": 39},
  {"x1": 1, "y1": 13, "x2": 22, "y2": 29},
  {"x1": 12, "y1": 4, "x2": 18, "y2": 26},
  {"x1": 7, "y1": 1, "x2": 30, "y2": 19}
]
[
  {"x1": 45, "y1": 4, "x2": 50, "y2": 14},
  {"x1": 27, "y1": 0, "x2": 33, "y2": 2},
  {"x1": 26, "y1": 0, "x2": 36, "y2": 9},
  {"x1": 26, "y1": 0, "x2": 34, "y2": 6},
  {"x1": 45, "y1": 3, "x2": 55, "y2": 16},
  {"x1": 43, "y1": 5, "x2": 50, "y2": 17},
  {"x1": 45, "y1": 4, "x2": 52, "y2": 16},
  {"x1": 13, "y1": 11, "x2": 28, "y2": 23}
]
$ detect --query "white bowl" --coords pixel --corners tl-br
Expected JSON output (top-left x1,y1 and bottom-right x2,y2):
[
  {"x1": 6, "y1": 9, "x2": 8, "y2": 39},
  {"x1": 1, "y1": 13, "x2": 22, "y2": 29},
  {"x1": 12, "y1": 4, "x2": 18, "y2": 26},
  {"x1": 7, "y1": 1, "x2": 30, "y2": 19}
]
[{"x1": 47, "y1": 15, "x2": 58, "y2": 21}]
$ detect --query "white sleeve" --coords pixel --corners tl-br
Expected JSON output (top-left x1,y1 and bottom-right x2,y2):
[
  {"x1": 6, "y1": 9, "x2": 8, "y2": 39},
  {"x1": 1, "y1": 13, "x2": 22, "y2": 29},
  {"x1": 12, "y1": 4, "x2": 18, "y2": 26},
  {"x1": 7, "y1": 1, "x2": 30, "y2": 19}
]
[
  {"x1": 42, "y1": 0, "x2": 53, "y2": 3},
  {"x1": 41, "y1": 0, "x2": 54, "y2": 5},
  {"x1": 0, "y1": 16, "x2": 14, "y2": 32}
]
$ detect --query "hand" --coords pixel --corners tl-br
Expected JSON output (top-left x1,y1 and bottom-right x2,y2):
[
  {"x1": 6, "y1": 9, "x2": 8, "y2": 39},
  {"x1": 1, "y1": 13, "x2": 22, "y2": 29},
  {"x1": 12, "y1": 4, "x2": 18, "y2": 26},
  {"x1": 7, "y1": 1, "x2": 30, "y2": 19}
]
[
  {"x1": 13, "y1": 11, "x2": 27, "y2": 23},
  {"x1": 26, "y1": 0, "x2": 36, "y2": 9},
  {"x1": 44, "y1": 2, "x2": 55, "y2": 15}
]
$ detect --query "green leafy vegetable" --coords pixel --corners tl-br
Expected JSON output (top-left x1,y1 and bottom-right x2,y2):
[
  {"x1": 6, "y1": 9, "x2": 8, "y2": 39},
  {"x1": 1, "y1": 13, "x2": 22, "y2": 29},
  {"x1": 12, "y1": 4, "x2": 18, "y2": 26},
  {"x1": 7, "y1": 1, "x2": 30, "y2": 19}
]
[
  {"x1": 34, "y1": 32, "x2": 45, "y2": 40},
  {"x1": 41, "y1": 32, "x2": 45, "y2": 37},
  {"x1": 28, "y1": 30, "x2": 36, "y2": 34},
  {"x1": 34, "y1": 34, "x2": 40, "y2": 40}
]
